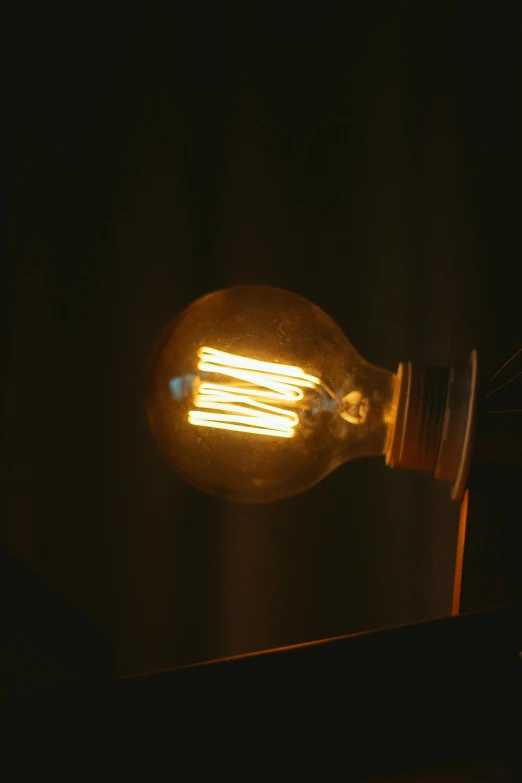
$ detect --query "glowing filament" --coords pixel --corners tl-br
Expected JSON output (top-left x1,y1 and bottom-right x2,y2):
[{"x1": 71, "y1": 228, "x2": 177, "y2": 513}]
[{"x1": 188, "y1": 346, "x2": 325, "y2": 438}]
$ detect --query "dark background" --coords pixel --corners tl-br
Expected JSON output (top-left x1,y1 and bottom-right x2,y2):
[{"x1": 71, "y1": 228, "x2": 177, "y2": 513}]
[{"x1": 3, "y1": 2, "x2": 521, "y2": 678}]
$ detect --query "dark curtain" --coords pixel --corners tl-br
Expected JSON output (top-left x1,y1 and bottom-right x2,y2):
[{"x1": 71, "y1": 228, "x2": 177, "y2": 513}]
[{"x1": 4, "y1": 2, "x2": 522, "y2": 677}]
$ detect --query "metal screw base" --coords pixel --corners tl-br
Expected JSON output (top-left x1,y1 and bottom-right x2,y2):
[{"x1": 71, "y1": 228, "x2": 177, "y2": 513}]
[{"x1": 386, "y1": 351, "x2": 478, "y2": 501}]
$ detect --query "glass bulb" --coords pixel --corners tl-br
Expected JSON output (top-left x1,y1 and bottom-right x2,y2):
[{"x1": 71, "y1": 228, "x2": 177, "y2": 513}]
[{"x1": 146, "y1": 286, "x2": 398, "y2": 503}]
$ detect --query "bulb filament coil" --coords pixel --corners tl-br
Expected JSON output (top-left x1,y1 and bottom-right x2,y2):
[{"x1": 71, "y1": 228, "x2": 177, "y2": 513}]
[{"x1": 188, "y1": 346, "x2": 326, "y2": 438}]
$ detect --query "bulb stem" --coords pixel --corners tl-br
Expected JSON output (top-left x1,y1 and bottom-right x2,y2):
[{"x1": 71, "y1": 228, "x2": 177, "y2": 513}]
[{"x1": 386, "y1": 351, "x2": 479, "y2": 501}]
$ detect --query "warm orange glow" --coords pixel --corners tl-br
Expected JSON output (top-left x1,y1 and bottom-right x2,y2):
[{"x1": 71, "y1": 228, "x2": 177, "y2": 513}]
[
  {"x1": 188, "y1": 346, "x2": 325, "y2": 438},
  {"x1": 452, "y1": 489, "x2": 469, "y2": 615}
]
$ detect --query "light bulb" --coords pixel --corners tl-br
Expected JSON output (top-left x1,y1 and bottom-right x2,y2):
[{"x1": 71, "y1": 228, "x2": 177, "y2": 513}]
[{"x1": 146, "y1": 286, "x2": 478, "y2": 503}]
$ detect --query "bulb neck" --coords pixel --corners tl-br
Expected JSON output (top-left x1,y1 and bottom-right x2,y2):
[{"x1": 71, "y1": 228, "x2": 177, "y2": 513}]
[{"x1": 386, "y1": 351, "x2": 478, "y2": 501}]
